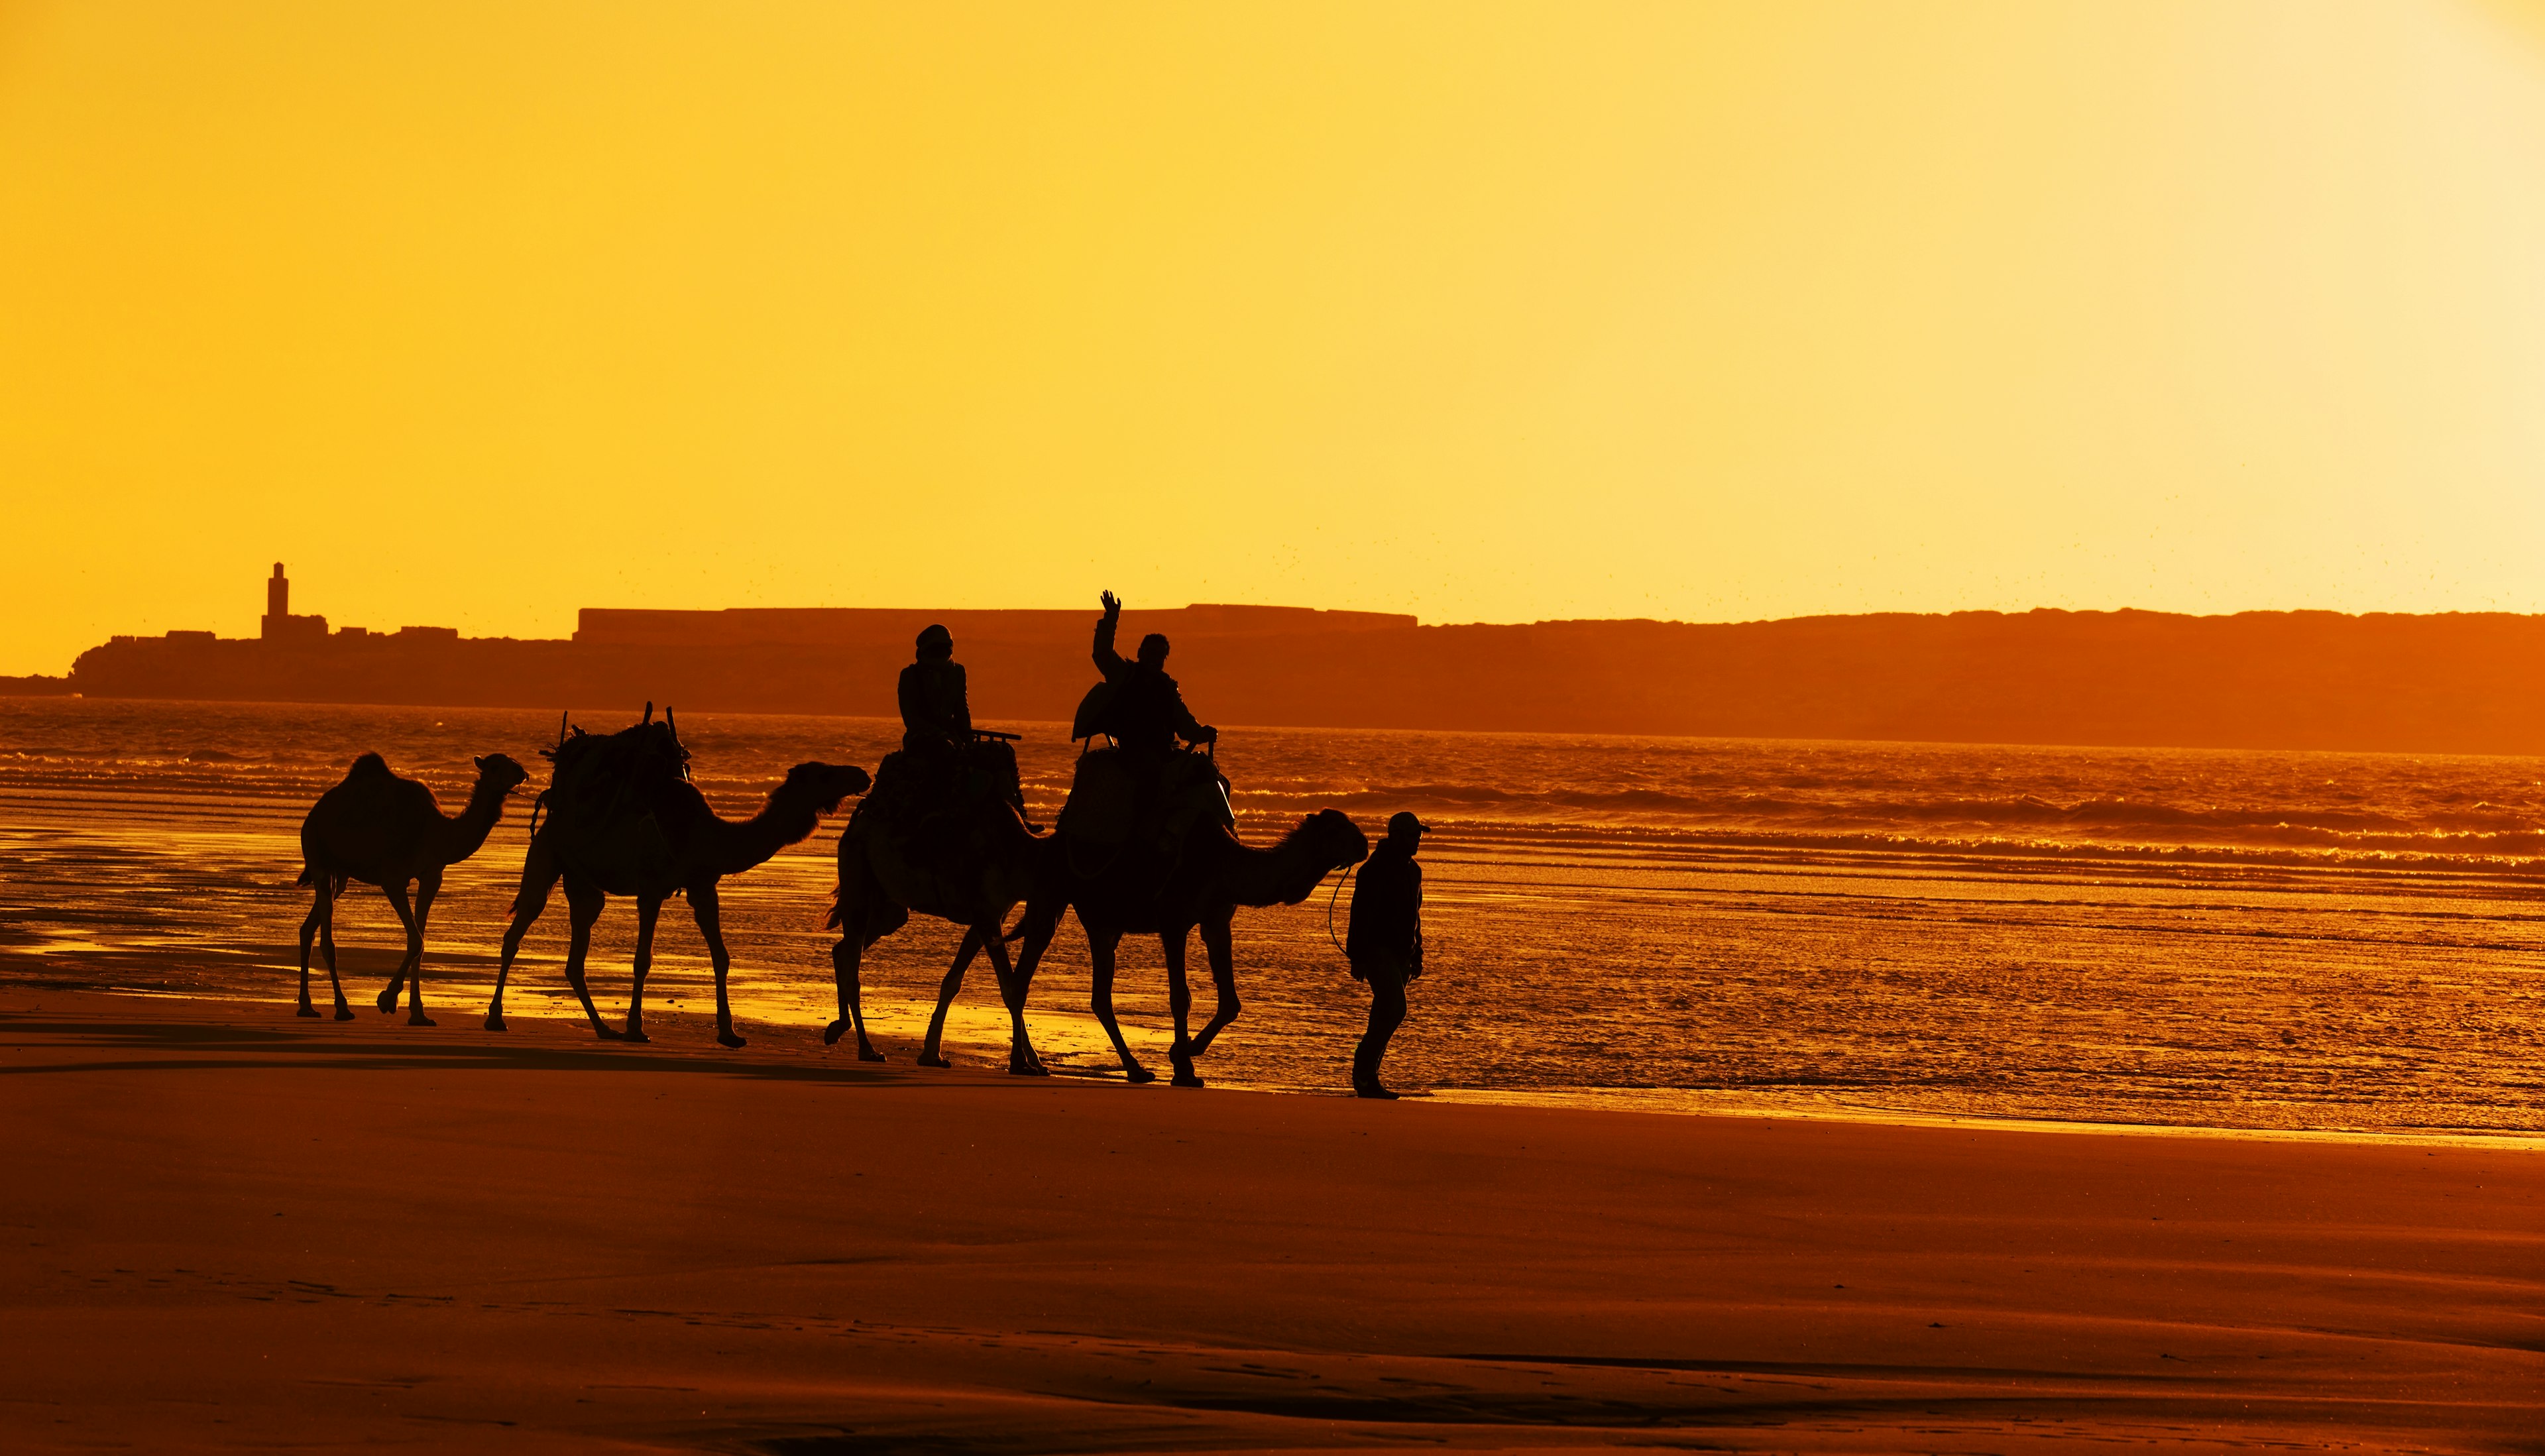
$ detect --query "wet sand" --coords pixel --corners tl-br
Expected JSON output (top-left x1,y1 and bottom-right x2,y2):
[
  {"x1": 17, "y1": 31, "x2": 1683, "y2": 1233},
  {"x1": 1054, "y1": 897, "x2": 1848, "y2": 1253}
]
[{"x1": 3, "y1": 991, "x2": 2539, "y2": 1453}]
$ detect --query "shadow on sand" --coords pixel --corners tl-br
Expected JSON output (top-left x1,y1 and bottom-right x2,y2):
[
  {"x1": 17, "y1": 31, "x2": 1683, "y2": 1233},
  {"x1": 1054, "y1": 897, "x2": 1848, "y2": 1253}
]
[{"x1": 0, "y1": 1005, "x2": 974, "y2": 1091}]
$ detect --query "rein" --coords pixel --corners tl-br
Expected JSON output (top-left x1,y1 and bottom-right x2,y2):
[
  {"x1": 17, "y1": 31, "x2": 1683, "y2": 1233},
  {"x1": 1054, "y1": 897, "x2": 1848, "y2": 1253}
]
[{"x1": 1324, "y1": 860, "x2": 1359, "y2": 955}]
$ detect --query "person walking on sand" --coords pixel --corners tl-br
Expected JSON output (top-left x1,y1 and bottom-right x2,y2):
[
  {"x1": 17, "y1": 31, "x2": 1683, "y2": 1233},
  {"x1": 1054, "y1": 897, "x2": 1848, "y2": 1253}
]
[{"x1": 1345, "y1": 811, "x2": 1426, "y2": 1098}]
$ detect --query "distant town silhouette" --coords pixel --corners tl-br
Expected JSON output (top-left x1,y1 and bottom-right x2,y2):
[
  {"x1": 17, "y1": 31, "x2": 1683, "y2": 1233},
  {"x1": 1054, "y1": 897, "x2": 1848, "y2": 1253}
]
[{"x1": 15, "y1": 563, "x2": 2545, "y2": 756}]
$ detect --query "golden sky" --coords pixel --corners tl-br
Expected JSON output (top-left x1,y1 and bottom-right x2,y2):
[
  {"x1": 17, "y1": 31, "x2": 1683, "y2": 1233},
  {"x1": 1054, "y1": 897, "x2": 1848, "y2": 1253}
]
[{"x1": 4, "y1": 1, "x2": 2544, "y2": 674}]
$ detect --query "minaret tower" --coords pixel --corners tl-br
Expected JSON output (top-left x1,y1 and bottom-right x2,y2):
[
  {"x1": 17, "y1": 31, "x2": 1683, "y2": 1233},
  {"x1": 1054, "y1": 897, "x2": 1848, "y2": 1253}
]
[{"x1": 262, "y1": 563, "x2": 289, "y2": 638}]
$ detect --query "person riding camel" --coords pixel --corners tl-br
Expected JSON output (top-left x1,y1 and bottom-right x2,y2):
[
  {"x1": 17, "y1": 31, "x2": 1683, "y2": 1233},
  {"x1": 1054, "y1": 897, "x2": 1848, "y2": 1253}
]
[
  {"x1": 893, "y1": 623, "x2": 1028, "y2": 824},
  {"x1": 1056, "y1": 592, "x2": 1225, "y2": 866},
  {"x1": 899, "y1": 624, "x2": 972, "y2": 757},
  {"x1": 1090, "y1": 591, "x2": 1217, "y2": 756}
]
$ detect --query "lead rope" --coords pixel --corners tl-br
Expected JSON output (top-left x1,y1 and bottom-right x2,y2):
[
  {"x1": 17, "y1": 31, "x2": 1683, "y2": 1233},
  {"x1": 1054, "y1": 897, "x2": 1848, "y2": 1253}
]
[{"x1": 1324, "y1": 860, "x2": 1359, "y2": 954}]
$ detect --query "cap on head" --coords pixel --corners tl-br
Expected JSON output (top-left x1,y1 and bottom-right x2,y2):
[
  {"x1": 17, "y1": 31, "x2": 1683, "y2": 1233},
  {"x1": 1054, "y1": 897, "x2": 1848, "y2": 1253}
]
[
  {"x1": 1137, "y1": 632, "x2": 1170, "y2": 668},
  {"x1": 1386, "y1": 811, "x2": 1427, "y2": 839},
  {"x1": 916, "y1": 624, "x2": 953, "y2": 660}
]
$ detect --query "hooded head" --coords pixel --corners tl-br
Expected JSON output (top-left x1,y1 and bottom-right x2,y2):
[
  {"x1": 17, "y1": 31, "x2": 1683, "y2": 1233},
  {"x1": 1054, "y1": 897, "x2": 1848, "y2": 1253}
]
[
  {"x1": 1137, "y1": 632, "x2": 1170, "y2": 670},
  {"x1": 916, "y1": 624, "x2": 953, "y2": 662}
]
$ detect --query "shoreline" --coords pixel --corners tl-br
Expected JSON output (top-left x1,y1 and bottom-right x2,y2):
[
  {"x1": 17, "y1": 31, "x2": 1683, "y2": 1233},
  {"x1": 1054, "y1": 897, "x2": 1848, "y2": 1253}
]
[{"x1": 32, "y1": 983, "x2": 2545, "y2": 1149}]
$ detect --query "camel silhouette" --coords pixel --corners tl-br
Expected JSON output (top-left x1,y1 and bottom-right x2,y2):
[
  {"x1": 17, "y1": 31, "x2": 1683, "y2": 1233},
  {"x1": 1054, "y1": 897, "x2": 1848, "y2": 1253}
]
[
  {"x1": 295, "y1": 752, "x2": 530, "y2": 1025},
  {"x1": 824, "y1": 754, "x2": 1048, "y2": 1074},
  {"x1": 484, "y1": 754, "x2": 870, "y2": 1046},
  {"x1": 1005, "y1": 755, "x2": 1367, "y2": 1085}
]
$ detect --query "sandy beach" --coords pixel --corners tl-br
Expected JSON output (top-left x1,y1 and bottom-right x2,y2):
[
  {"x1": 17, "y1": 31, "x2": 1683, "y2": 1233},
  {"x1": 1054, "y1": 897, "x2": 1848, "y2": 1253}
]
[{"x1": 3, "y1": 989, "x2": 2538, "y2": 1453}]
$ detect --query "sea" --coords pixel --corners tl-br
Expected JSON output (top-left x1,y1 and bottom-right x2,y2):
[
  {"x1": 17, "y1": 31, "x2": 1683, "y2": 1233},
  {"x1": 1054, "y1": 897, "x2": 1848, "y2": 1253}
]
[{"x1": 3, "y1": 695, "x2": 2540, "y2": 1137}]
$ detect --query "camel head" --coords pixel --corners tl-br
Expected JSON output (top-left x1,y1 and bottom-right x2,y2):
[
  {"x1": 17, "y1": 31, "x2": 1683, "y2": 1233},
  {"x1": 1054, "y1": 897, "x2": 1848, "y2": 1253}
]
[
  {"x1": 778, "y1": 761, "x2": 873, "y2": 817},
  {"x1": 473, "y1": 753, "x2": 531, "y2": 797},
  {"x1": 1300, "y1": 808, "x2": 1371, "y2": 871}
]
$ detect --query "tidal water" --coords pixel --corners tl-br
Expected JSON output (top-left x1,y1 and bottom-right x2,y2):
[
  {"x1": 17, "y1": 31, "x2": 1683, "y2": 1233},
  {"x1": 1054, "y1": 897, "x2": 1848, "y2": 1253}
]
[{"x1": 3, "y1": 696, "x2": 2540, "y2": 1135}]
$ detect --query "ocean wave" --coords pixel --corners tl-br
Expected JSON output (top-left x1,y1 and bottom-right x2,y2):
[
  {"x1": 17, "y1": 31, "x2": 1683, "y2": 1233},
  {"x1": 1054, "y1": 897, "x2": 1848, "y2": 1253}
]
[{"x1": 1219, "y1": 783, "x2": 2544, "y2": 846}]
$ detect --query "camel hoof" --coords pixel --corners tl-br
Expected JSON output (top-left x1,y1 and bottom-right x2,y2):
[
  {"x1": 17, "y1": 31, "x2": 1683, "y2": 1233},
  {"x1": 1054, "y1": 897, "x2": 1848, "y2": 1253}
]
[
  {"x1": 1009, "y1": 1060, "x2": 1050, "y2": 1078},
  {"x1": 295, "y1": 1004, "x2": 319, "y2": 1019},
  {"x1": 716, "y1": 1031, "x2": 747, "y2": 1050},
  {"x1": 822, "y1": 1020, "x2": 847, "y2": 1046},
  {"x1": 1170, "y1": 1063, "x2": 1205, "y2": 1088},
  {"x1": 332, "y1": 1006, "x2": 354, "y2": 1023},
  {"x1": 407, "y1": 1015, "x2": 437, "y2": 1028},
  {"x1": 622, "y1": 1029, "x2": 651, "y2": 1045},
  {"x1": 858, "y1": 1046, "x2": 886, "y2": 1063},
  {"x1": 1123, "y1": 1066, "x2": 1157, "y2": 1085},
  {"x1": 484, "y1": 1015, "x2": 506, "y2": 1032},
  {"x1": 918, "y1": 1052, "x2": 952, "y2": 1069},
  {"x1": 376, "y1": 991, "x2": 400, "y2": 1015}
]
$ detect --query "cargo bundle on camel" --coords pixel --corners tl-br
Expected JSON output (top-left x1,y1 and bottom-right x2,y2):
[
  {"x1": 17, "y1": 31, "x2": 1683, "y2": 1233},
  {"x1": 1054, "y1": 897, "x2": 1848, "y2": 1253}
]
[{"x1": 484, "y1": 704, "x2": 869, "y2": 1047}]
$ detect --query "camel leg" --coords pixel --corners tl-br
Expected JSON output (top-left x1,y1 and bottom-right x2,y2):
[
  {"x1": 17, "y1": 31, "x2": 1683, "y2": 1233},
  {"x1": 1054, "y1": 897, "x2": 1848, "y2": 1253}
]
[
  {"x1": 823, "y1": 913, "x2": 887, "y2": 1062},
  {"x1": 623, "y1": 893, "x2": 661, "y2": 1044},
  {"x1": 690, "y1": 885, "x2": 748, "y2": 1050},
  {"x1": 487, "y1": 841, "x2": 559, "y2": 1032},
  {"x1": 1082, "y1": 927, "x2": 1152, "y2": 1084},
  {"x1": 318, "y1": 879, "x2": 347, "y2": 1018},
  {"x1": 1163, "y1": 927, "x2": 1202, "y2": 1088},
  {"x1": 296, "y1": 879, "x2": 345, "y2": 1019},
  {"x1": 408, "y1": 870, "x2": 443, "y2": 1025},
  {"x1": 374, "y1": 879, "x2": 410, "y2": 1015},
  {"x1": 381, "y1": 881, "x2": 433, "y2": 1027},
  {"x1": 982, "y1": 925, "x2": 1045, "y2": 1078},
  {"x1": 561, "y1": 878, "x2": 620, "y2": 1040},
  {"x1": 1188, "y1": 913, "x2": 1242, "y2": 1056},
  {"x1": 919, "y1": 928, "x2": 985, "y2": 1068}
]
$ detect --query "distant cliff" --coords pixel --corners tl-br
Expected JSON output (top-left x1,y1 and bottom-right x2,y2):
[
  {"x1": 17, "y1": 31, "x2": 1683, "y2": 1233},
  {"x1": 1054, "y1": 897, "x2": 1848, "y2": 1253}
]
[{"x1": 52, "y1": 605, "x2": 2545, "y2": 756}]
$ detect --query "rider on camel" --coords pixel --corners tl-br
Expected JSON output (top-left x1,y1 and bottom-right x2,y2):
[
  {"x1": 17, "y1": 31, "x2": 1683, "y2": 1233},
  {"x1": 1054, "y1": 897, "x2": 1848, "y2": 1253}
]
[
  {"x1": 898, "y1": 624, "x2": 971, "y2": 757},
  {"x1": 895, "y1": 623, "x2": 1028, "y2": 824},
  {"x1": 1092, "y1": 591, "x2": 1217, "y2": 756}
]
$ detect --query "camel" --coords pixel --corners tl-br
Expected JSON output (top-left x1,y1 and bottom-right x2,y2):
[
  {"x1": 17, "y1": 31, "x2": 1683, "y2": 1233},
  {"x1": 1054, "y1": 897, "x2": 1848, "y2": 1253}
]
[
  {"x1": 1003, "y1": 752, "x2": 1368, "y2": 1086},
  {"x1": 824, "y1": 748, "x2": 1050, "y2": 1074},
  {"x1": 296, "y1": 752, "x2": 530, "y2": 1025},
  {"x1": 483, "y1": 750, "x2": 870, "y2": 1047}
]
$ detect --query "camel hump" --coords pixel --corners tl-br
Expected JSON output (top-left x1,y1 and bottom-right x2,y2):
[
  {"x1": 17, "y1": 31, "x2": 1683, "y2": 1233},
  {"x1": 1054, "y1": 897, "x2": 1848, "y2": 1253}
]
[
  {"x1": 1055, "y1": 748, "x2": 1232, "y2": 873},
  {"x1": 346, "y1": 752, "x2": 394, "y2": 781}
]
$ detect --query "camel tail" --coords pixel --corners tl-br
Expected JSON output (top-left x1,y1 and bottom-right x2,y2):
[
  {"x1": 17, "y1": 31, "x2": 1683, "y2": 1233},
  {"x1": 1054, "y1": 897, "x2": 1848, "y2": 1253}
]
[{"x1": 822, "y1": 885, "x2": 844, "y2": 932}]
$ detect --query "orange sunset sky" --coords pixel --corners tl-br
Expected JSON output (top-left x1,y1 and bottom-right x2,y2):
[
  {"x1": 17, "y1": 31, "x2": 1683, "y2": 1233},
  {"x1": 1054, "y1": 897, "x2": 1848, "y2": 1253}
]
[{"x1": 4, "y1": 1, "x2": 2544, "y2": 677}]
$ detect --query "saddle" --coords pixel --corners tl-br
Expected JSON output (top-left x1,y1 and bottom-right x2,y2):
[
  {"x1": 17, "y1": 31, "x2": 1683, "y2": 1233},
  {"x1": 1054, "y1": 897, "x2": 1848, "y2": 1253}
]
[
  {"x1": 1054, "y1": 745, "x2": 1232, "y2": 879},
  {"x1": 847, "y1": 738, "x2": 1029, "y2": 912},
  {"x1": 536, "y1": 710, "x2": 691, "y2": 885}
]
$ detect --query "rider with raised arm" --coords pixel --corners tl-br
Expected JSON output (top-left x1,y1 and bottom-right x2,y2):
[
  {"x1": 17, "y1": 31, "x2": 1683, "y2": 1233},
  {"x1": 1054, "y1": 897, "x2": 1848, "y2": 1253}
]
[{"x1": 1092, "y1": 590, "x2": 1216, "y2": 756}]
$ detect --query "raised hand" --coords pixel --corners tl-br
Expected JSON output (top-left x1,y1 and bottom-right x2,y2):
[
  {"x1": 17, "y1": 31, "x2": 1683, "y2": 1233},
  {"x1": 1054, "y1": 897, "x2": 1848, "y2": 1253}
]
[{"x1": 1100, "y1": 590, "x2": 1121, "y2": 616}]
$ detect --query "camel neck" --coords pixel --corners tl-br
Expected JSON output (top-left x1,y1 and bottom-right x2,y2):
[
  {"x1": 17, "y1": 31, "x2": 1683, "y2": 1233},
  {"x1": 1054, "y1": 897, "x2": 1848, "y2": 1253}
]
[
  {"x1": 703, "y1": 796, "x2": 822, "y2": 876},
  {"x1": 1217, "y1": 828, "x2": 1338, "y2": 909},
  {"x1": 433, "y1": 778, "x2": 513, "y2": 866}
]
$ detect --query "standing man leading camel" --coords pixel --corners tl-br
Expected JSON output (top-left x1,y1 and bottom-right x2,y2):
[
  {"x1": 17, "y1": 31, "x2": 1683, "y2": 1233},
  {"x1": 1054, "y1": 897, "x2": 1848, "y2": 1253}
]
[{"x1": 1345, "y1": 811, "x2": 1426, "y2": 1098}]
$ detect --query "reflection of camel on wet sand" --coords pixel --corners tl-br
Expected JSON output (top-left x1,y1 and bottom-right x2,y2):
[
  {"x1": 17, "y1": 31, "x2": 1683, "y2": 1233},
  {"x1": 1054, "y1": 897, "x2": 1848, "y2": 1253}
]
[
  {"x1": 485, "y1": 755, "x2": 870, "y2": 1047},
  {"x1": 1005, "y1": 752, "x2": 1368, "y2": 1085},
  {"x1": 296, "y1": 752, "x2": 529, "y2": 1025},
  {"x1": 824, "y1": 752, "x2": 1049, "y2": 1073}
]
